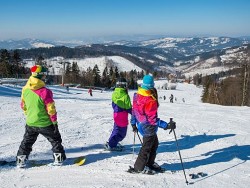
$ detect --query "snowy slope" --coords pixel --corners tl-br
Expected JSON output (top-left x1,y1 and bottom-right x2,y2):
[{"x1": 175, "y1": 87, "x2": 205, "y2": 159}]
[
  {"x1": 0, "y1": 82, "x2": 250, "y2": 188},
  {"x1": 23, "y1": 56, "x2": 143, "y2": 75}
]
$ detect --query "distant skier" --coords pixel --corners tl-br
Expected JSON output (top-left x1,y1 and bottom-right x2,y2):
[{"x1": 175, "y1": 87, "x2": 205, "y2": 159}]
[
  {"x1": 66, "y1": 85, "x2": 69, "y2": 93},
  {"x1": 88, "y1": 88, "x2": 93, "y2": 96},
  {"x1": 105, "y1": 78, "x2": 132, "y2": 151},
  {"x1": 169, "y1": 94, "x2": 174, "y2": 103},
  {"x1": 129, "y1": 74, "x2": 176, "y2": 174},
  {"x1": 163, "y1": 95, "x2": 166, "y2": 100},
  {"x1": 16, "y1": 65, "x2": 66, "y2": 168}
]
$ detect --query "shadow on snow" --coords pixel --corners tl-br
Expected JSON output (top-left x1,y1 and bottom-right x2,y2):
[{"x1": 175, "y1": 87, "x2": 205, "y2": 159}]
[
  {"x1": 64, "y1": 133, "x2": 250, "y2": 172},
  {"x1": 2, "y1": 133, "x2": 249, "y2": 173}
]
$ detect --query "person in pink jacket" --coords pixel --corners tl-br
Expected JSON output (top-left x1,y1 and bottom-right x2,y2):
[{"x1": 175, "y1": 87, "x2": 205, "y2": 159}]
[{"x1": 128, "y1": 74, "x2": 176, "y2": 174}]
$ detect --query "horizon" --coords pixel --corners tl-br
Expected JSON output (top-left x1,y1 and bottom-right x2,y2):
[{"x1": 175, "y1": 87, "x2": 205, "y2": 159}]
[{"x1": 0, "y1": 0, "x2": 250, "y2": 41}]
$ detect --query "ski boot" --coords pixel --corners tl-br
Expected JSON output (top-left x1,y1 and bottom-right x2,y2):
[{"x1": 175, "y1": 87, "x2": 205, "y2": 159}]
[
  {"x1": 127, "y1": 166, "x2": 156, "y2": 175},
  {"x1": 16, "y1": 155, "x2": 27, "y2": 168},
  {"x1": 104, "y1": 142, "x2": 123, "y2": 152},
  {"x1": 117, "y1": 143, "x2": 125, "y2": 149},
  {"x1": 53, "y1": 153, "x2": 66, "y2": 166},
  {"x1": 147, "y1": 162, "x2": 165, "y2": 173}
]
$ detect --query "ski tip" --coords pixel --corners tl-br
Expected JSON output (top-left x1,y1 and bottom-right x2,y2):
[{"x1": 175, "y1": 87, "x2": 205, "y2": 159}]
[{"x1": 74, "y1": 156, "x2": 86, "y2": 166}]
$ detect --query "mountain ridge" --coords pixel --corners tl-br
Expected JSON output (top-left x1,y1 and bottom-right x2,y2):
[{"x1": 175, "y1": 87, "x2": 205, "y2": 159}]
[{"x1": 1, "y1": 37, "x2": 249, "y2": 77}]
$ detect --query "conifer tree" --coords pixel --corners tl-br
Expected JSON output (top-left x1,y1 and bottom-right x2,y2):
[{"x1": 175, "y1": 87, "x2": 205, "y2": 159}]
[
  {"x1": 71, "y1": 62, "x2": 80, "y2": 84},
  {"x1": 114, "y1": 66, "x2": 119, "y2": 78},
  {"x1": 93, "y1": 64, "x2": 101, "y2": 86},
  {"x1": 83, "y1": 67, "x2": 94, "y2": 86},
  {"x1": 12, "y1": 50, "x2": 22, "y2": 77},
  {"x1": 36, "y1": 55, "x2": 47, "y2": 67},
  {"x1": 101, "y1": 66, "x2": 111, "y2": 88},
  {"x1": 64, "y1": 63, "x2": 72, "y2": 83},
  {"x1": 0, "y1": 49, "x2": 10, "y2": 77},
  {"x1": 201, "y1": 76, "x2": 213, "y2": 103}
]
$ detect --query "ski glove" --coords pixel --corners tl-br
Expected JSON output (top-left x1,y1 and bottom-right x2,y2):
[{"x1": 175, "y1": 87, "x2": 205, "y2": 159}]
[
  {"x1": 166, "y1": 120, "x2": 176, "y2": 130},
  {"x1": 132, "y1": 125, "x2": 138, "y2": 133},
  {"x1": 157, "y1": 120, "x2": 168, "y2": 129},
  {"x1": 53, "y1": 124, "x2": 59, "y2": 134}
]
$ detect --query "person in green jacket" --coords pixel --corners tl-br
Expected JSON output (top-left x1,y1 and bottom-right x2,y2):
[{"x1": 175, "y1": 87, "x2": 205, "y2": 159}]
[
  {"x1": 16, "y1": 65, "x2": 66, "y2": 167},
  {"x1": 105, "y1": 78, "x2": 132, "y2": 151}
]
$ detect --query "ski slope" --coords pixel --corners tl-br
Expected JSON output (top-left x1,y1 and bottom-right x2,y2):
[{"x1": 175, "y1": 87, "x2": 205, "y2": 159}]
[{"x1": 0, "y1": 82, "x2": 249, "y2": 188}]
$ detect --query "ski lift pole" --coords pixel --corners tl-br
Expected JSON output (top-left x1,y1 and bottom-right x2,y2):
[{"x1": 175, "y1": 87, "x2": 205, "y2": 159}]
[{"x1": 169, "y1": 118, "x2": 189, "y2": 185}]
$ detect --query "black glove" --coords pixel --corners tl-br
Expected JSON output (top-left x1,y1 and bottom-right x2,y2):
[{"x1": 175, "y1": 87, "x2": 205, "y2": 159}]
[
  {"x1": 53, "y1": 124, "x2": 59, "y2": 134},
  {"x1": 132, "y1": 125, "x2": 138, "y2": 133},
  {"x1": 167, "y1": 121, "x2": 176, "y2": 130}
]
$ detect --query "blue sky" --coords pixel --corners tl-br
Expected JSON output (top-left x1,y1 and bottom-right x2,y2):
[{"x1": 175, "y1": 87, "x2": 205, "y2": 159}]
[{"x1": 0, "y1": 0, "x2": 250, "y2": 40}]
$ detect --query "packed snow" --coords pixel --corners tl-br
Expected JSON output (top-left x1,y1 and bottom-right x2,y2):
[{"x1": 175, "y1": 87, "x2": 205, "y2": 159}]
[{"x1": 0, "y1": 82, "x2": 249, "y2": 188}]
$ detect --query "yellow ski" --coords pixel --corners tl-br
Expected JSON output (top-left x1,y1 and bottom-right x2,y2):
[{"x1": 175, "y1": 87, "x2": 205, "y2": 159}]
[{"x1": 73, "y1": 156, "x2": 86, "y2": 166}]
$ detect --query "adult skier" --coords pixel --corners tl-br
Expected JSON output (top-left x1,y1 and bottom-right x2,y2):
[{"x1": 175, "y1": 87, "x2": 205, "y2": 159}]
[
  {"x1": 16, "y1": 65, "x2": 66, "y2": 167},
  {"x1": 129, "y1": 74, "x2": 176, "y2": 174},
  {"x1": 169, "y1": 94, "x2": 174, "y2": 103}
]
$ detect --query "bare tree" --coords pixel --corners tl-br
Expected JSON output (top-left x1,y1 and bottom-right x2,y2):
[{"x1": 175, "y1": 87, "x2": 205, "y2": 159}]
[{"x1": 237, "y1": 50, "x2": 250, "y2": 106}]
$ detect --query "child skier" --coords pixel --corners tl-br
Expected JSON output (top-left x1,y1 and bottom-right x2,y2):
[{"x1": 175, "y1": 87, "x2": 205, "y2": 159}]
[
  {"x1": 105, "y1": 78, "x2": 132, "y2": 151},
  {"x1": 16, "y1": 65, "x2": 66, "y2": 167},
  {"x1": 129, "y1": 74, "x2": 176, "y2": 174}
]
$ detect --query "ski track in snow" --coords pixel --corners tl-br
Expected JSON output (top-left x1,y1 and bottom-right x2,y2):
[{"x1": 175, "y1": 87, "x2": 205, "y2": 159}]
[{"x1": 0, "y1": 83, "x2": 250, "y2": 188}]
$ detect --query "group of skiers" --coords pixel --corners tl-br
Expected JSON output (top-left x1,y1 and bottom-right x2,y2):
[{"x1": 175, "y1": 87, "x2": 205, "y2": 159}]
[
  {"x1": 16, "y1": 65, "x2": 176, "y2": 174},
  {"x1": 163, "y1": 94, "x2": 185, "y2": 104}
]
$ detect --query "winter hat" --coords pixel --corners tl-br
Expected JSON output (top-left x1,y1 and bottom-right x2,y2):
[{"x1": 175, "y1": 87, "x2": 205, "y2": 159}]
[
  {"x1": 30, "y1": 65, "x2": 47, "y2": 79},
  {"x1": 141, "y1": 74, "x2": 154, "y2": 89},
  {"x1": 116, "y1": 77, "x2": 127, "y2": 88}
]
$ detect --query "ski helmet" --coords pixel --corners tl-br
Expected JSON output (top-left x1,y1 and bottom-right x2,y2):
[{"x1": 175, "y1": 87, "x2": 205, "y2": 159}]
[{"x1": 116, "y1": 78, "x2": 127, "y2": 88}]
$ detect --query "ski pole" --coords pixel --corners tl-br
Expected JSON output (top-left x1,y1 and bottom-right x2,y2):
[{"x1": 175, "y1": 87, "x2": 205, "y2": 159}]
[
  {"x1": 136, "y1": 132, "x2": 143, "y2": 145},
  {"x1": 169, "y1": 118, "x2": 189, "y2": 185},
  {"x1": 133, "y1": 132, "x2": 136, "y2": 157}
]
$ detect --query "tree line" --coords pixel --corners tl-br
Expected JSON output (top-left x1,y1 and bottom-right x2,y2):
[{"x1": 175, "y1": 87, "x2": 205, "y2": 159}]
[
  {"x1": 0, "y1": 49, "x2": 147, "y2": 89},
  {"x1": 59, "y1": 61, "x2": 144, "y2": 89},
  {"x1": 0, "y1": 49, "x2": 30, "y2": 78},
  {"x1": 193, "y1": 50, "x2": 250, "y2": 106}
]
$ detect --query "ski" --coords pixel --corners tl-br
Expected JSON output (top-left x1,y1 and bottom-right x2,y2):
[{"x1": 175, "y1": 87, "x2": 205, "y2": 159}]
[
  {"x1": 189, "y1": 172, "x2": 208, "y2": 179},
  {"x1": 73, "y1": 156, "x2": 86, "y2": 166},
  {"x1": 0, "y1": 156, "x2": 86, "y2": 168}
]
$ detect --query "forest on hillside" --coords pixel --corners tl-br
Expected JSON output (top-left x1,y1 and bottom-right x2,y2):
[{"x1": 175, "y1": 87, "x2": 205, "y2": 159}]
[
  {"x1": 197, "y1": 49, "x2": 250, "y2": 106},
  {"x1": 1, "y1": 47, "x2": 249, "y2": 106}
]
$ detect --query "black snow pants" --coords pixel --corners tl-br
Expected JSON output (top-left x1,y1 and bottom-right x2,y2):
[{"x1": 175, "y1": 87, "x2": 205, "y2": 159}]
[
  {"x1": 134, "y1": 134, "x2": 159, "y2": 171},
  {"x1": 17, "y1": 124, "x2": 66, "y2": 159}
]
